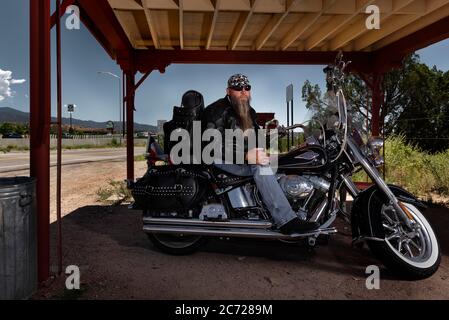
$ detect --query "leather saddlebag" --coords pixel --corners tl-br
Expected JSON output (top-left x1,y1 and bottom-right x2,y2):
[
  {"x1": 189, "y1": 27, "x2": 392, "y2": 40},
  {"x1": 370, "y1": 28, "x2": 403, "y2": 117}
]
[{"x1": 131, "y1": 165, "x2": 207, "y2": 212}]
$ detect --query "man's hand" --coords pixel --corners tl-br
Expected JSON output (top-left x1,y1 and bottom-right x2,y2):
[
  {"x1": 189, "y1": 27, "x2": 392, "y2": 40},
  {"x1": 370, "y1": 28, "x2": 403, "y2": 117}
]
[{"x1": 246, "y1": 148, "x2": 269, "y2": 165}]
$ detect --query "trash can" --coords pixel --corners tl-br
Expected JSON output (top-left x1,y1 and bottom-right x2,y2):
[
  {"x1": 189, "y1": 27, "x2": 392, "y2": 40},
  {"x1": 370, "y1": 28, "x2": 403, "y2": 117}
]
[{"x1": 0, "y1": 177, "x2": 37, "y2": 300}]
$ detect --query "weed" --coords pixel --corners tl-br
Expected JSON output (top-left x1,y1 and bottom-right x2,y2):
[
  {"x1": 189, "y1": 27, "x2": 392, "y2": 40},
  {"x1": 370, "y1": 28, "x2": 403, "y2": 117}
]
[{"x1": 96, "y1": 180, "x2": 133, "y2": 205}]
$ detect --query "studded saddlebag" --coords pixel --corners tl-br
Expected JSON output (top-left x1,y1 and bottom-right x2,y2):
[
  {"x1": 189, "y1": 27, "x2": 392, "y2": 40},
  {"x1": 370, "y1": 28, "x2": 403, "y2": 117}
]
[{"x1": 131, "y1": 166, "x2": 207, "y2": 212}]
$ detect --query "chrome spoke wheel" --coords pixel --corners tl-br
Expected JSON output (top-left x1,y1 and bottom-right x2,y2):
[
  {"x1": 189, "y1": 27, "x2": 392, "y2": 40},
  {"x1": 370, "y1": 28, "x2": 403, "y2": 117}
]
[{"x1": 380, "y1": 203, "x2": 437, "y2": 268}]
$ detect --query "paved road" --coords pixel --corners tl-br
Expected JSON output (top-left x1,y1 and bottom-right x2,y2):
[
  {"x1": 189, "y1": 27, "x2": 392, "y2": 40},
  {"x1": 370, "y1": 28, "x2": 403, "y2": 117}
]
[{"x1": 0, "y1": 147, "x2": 146, "y2": 173}]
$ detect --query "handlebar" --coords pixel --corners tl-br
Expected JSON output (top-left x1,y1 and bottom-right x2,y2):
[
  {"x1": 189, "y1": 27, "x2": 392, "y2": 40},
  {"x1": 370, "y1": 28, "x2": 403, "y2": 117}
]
[
  {"x1": 325, "y1": 51, "x2": 351, "y2": 89},
  {"x1": 284, "y1": 124, "x2": 306, "y2": 131}
]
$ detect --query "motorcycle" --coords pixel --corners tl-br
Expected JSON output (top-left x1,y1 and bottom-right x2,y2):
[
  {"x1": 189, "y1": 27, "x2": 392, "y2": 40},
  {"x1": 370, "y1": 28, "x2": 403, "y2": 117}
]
[{"x1": 128, "y1": 53, "x2": 441, "y2": 279}]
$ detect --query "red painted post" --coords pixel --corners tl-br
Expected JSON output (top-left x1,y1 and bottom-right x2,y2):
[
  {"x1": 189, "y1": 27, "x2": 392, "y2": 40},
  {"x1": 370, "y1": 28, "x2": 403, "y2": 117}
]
[
  {"x1": 30, "y1": 0, "x2": 51, "y2": 282},
  {"x1": 55, "y1": 0, "x2": 63, "y2": 276},
  {"x1": 371, "y1": 74, "x2": 383, "y2": 137},
  {"x1": 126, "y1": 71, "x2": 136, "y2": 181}
]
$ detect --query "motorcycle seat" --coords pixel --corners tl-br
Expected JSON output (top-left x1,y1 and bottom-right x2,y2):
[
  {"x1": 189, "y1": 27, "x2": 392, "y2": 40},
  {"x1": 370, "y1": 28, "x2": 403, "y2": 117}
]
[{"x1": 211, "y1": 165, "x2": 253, "y2": 188}]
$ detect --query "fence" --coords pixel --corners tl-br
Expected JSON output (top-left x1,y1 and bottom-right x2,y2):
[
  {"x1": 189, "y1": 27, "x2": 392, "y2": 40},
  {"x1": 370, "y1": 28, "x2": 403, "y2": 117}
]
[{"x1": 0, "y1": 135, "x2": 147, "y2": 149}]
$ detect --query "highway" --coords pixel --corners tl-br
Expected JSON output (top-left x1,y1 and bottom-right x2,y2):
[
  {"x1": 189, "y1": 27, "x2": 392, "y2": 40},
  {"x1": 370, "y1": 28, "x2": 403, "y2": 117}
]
[{"x1": 0, "y1": 147, "x2": 146, "y2": 173}]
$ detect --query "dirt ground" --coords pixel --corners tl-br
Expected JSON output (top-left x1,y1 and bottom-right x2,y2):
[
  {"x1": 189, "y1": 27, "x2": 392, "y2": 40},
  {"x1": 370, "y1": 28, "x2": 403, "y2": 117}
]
[
  {"x1": 0, "y1": 159, "x2": 148, "y2": 224},
  {"x1": 2, "y1": 160, "x2": 449, "y2": 299}
]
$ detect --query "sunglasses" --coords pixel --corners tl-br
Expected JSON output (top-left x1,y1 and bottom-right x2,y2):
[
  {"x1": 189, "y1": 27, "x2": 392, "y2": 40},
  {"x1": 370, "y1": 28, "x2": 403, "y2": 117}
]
[{"x1": 229, "y1": 85, "x2": 251, "y2": 92}]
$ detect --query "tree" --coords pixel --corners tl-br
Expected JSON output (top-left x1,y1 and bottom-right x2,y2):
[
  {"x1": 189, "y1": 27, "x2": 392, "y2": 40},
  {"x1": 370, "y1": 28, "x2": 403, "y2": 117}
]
[
  {"x1": 0, "y1": 123, "x2": 15, "y2": 135},
  {"x1": 0, "y1": 123, "x2": 29, "y2": 135},
  {"x1": 301, "y1": 54, "x2": 449, "y2": 153},
  {"x1": 390, "y1": 62, "x2": 449, "y2": 152}
]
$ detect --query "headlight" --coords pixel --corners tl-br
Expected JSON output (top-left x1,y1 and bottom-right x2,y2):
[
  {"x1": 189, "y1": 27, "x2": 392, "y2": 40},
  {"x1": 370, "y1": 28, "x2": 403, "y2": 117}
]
[
  {"x1": 369, "y1": 137, "x2": 384, "y2": 151},
  {"x1": 367, "y1": 137, "x2": 384, "y2": 167}
]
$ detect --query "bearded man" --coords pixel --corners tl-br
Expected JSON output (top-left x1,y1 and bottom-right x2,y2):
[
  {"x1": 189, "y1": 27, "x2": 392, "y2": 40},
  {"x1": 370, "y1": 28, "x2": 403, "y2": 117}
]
[{"x1": 201, "y1": 74, "x2": 318, "y2": 234}]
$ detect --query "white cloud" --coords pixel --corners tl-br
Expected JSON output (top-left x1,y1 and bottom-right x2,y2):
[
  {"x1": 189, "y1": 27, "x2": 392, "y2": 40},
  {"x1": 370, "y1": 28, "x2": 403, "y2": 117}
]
[
  {"x1": 0, "y1": 69, "x2": 26, "y2": 102},
  {"x1": 11, "y1": 79, "x2": 26, "y2": 84}
]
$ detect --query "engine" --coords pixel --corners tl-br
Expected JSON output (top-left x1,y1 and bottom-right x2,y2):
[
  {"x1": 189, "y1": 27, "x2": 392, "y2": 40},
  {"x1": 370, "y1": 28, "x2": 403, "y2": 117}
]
[{"x1": 278, "y1": 174, "x2": 330, "y2": 215}]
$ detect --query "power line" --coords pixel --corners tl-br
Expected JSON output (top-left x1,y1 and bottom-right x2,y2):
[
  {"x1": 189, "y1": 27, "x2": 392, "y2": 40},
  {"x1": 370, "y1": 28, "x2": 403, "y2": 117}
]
[
  {"x1": 395, "y1": 116, "x2": 449, "y2": 122},
  {"x1": 405, "y1": 138, "x2": 449, "y2": 140}
]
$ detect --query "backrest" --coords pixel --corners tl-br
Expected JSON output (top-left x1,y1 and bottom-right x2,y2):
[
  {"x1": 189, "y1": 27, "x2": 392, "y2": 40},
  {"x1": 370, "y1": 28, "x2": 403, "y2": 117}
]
[
  {"x1": 181, "y1": 90, "x2": 204, "y2": 110},
  {"x1": 163, "y1": 90, "x2": 205, "y2": 160}
]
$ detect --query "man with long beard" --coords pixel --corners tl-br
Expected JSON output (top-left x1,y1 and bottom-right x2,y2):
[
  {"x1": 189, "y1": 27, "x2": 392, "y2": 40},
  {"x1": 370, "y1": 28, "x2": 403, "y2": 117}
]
[{"x1": 202, "y1": 74, "x2": 318, "y2": 234}]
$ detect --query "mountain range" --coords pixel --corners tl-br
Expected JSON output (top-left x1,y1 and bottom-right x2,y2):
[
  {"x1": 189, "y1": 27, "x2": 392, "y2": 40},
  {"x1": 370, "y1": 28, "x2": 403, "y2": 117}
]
[{"x1": 0, "y1": 107, "x2": 157, "y2": 132}]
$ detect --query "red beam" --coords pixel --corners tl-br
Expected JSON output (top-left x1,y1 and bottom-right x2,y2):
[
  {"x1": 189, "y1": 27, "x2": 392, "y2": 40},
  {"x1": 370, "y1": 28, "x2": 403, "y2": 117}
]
[
  {"x1": 374, "y1": 15, "x2": 449, "y2": 67},
  {"x1": 77, "y1": 0, "x2": 133, "y2": 60},
  {"x1": 133, "y1": 50, "x2": 373, "y2": 73},
  {"x1": 50, "y1": 0, "x2": 75, "y2": 28},
  {"x1": 30, "y1": 0, "x2": 51, "y2": 283},
  {"x1": 126, "y1": 72, "x2": 136, "y2": 181},
  {"x1": 135, "y1": 71, "x2": 151, "y2": 91}
]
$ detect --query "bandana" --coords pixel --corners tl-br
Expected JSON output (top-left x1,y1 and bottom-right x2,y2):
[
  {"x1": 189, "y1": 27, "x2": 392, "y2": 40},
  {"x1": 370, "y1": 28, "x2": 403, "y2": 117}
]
[{"x1": 227, "y1": 74, "x2": 250, "y2": 88}]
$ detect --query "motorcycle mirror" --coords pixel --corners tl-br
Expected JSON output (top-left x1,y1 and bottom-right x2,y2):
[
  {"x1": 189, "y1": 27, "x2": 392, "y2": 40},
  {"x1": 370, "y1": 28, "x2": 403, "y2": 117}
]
[
  {"x1": 265, "y1": 118, "x2": 279, "y2": 128},
  {"x1": 335, "y1": 50, "x2": 343, "y2": 64}
]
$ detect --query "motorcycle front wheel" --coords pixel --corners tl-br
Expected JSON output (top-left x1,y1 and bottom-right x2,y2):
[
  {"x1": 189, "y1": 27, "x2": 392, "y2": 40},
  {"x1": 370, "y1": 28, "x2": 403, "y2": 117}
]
[
  {"x1": 147, "y1": 233, "x2": 208, "y2": 255},
  {"x1": 362, "y1": 189, "x2": 441, "y2": 279}
]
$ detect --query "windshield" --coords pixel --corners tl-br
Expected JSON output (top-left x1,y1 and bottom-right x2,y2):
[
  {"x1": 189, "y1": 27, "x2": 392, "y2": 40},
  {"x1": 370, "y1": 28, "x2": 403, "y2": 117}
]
[
  {"x1": 301, "y1": 78, "x2": 371, "y2": 150},
  {"x1": 301, "y1": 88, "x2": 346, "y2": 145}
]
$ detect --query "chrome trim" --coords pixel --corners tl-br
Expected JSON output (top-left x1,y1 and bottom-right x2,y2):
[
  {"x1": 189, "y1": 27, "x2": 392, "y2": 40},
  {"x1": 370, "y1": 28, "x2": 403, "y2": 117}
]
[
  {"x1": 227, "y1": 185, "x2": 256, "y2": 208},
  {"x1": 320, "y1": 209, "x2": 338, "y2": 229},
  {"x1": 346, "y1": 138, "x2": 413, "y2": 228},
  {"x1": 341, "y1": 174, "x2": 360, "y2": 197},
  {"x1": 143, "y1": 217, "x2": 272, "y2": 229},
  {"x1": 143, "y1": 225, "x2": 337, "y2": 240},
  {"x1": 309, "y1": 199, "x2": 328, "y2": 222},
  {"x1": 352, "y1": 236, "x2": 385, "y2": 245}
]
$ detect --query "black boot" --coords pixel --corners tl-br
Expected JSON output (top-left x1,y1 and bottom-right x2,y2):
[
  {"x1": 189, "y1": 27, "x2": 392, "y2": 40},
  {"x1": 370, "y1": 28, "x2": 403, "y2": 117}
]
[{"x1": 279, "y1": 217, "x2": 320, "y2": 235}]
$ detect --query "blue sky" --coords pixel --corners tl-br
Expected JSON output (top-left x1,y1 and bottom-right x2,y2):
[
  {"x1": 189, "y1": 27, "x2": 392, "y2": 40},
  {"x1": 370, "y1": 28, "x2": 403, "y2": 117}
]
[{"x1": 1, "y1": 0, "x2": 448, "y2": 126}]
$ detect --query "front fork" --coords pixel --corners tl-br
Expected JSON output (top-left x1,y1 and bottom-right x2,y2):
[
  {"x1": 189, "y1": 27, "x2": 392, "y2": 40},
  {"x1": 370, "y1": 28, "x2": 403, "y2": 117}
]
[{"x1": 343, "y1": 139, "x2": 414, "y2": 229}]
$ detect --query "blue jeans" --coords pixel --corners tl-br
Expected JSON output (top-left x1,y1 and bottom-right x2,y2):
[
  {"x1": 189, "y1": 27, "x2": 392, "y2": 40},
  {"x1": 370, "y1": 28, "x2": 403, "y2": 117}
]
[{"x1": 214, "y1": 164, "x2": 297, "y2": 227}]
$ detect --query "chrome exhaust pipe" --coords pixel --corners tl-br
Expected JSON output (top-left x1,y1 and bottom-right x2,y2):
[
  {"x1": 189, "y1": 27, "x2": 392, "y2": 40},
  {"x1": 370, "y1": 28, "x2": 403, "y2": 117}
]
[
  {"x1": 142, "y1": 217, "x2": 273, "y2": 229},
  {"x1": 142, "y1": 224, "x2": 337, "y2": 240}
]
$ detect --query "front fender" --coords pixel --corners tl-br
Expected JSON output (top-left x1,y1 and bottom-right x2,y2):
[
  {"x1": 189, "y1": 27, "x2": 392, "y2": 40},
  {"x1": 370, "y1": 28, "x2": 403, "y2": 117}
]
[{"x1": 350, "y1": 184, "x2": 426, "y2": 240}]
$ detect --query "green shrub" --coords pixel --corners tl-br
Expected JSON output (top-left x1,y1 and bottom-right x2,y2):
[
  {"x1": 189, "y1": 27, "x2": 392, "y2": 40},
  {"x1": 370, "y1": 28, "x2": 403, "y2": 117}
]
[
  {"x1": 384, "y1": 135, "x2": 436, "y2": 197},
  {"x1": 427, "y1": 149, "x2": 449, "y2": 195},
  {"x1": 110, "y1": 138, "x2": 121, "y2": 147},
  {"x1": 353, "y1": 135, "x2": 449, "y2": 199}
]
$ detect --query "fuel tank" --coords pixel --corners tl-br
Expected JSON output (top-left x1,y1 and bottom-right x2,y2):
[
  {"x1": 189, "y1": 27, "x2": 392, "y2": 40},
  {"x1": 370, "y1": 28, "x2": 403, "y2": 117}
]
[{"x1": 278, "y1": 144, "x2": 328, "y2": 173}]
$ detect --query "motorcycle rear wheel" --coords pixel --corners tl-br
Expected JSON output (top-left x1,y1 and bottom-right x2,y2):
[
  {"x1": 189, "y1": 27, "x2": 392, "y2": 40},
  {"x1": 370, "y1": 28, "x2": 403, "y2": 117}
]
[
  {"x1": 147, "y1": 233, "x2": 208, "y2": 255},
  {"x1": 362, "y1": 189, "x2": 441, "y2": 279}
]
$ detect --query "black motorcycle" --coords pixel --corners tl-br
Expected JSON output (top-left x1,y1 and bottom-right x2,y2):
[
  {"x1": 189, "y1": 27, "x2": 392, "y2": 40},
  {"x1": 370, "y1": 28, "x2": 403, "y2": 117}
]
[{"x1": 128, "y1": 53, "x2": 441, "y2": 279}]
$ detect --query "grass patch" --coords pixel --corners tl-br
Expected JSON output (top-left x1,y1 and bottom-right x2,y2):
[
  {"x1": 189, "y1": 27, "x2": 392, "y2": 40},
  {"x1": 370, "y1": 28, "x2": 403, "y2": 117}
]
[
  {"x1": 1, "y1": 145, "x2": 29, "y2": 153},
  {"x1": 96, "y1": 180, "x2": 133, "y2": 205},
  {"x1": 134, "y1": 154, "x2": 146, "y2": 162},
  {"x1": 60, "y1": 139, "x2": 125, "y2": 150},
  {"x1": 0, "y1": 143, "x2": 127, "y2": 153}
]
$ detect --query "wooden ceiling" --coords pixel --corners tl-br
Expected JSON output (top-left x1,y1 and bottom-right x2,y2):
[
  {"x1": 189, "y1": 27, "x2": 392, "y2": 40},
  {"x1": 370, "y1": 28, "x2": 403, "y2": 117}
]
[{"x1": 107, "y1": 0, "x2": 449, "y2": 52}]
